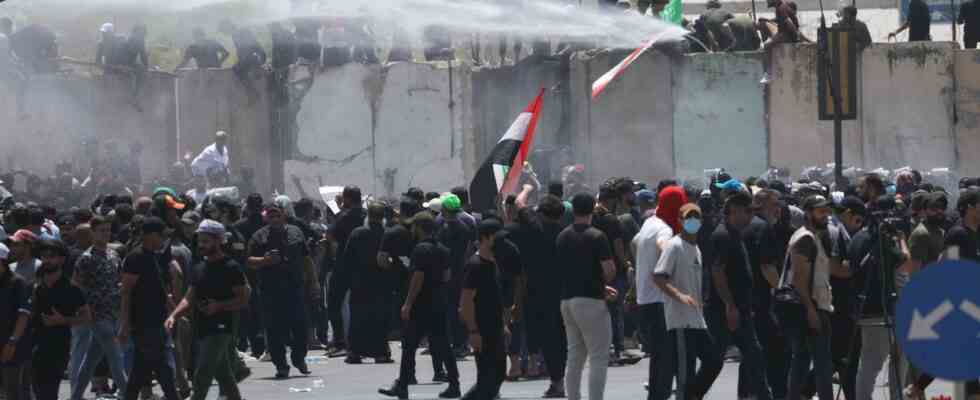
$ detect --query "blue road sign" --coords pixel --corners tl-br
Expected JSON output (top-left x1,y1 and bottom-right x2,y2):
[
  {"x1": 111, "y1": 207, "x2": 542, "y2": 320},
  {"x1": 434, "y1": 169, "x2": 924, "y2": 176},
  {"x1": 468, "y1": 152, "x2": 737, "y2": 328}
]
[{"x1": 896, "y1": 260, "x2": 980, "y2": 381}]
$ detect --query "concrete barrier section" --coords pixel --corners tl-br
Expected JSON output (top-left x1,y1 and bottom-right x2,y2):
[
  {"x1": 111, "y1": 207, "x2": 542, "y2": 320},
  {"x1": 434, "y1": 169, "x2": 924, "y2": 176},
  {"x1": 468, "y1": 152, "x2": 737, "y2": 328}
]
[
  {"x1": 672, "y1": 51, "x2": 767, "y2": 181},
  {"x1": 860, "y1": 42, "x2": 958, "y2": 171},
  {"x1": 954, "y1": 50, "x2": 980, "y2": 177}
]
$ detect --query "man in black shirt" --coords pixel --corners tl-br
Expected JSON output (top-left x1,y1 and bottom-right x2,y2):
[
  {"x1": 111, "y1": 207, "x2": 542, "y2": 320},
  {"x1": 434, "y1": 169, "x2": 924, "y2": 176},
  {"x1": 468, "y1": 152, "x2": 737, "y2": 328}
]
[
  {"x1": 0, "y1": 242, "x2": 32, "y2": 400},
  {"x1": 593, "y1": 184, "x2": 630, "y2": 362},
  {"x1": 326, "y1": 186, "x2": 366, "y2": 355},
  {"x1": 175, "y1": 28, "x2": 230, "y2": 70},
  {"x1": 890, "y1": 0, "x2": 932, "y2": 41},
  {"x1": 233, "y1": 193, "x2": 265, "y2": 358},
  {"x1": 246, "y1": 204, "x2": 311, "y2": 379},
  {"x1": 32, "y1": 240, "x2": 92, "y2": 400},
  {"x1": 346, "y1": 203, "x2": 394, "y2": 364},
  {"x1": 960, "y1": 0, "x2": 980, "y2": 48},
  {"x1": 534, "y1": 195, "x2": 569, "y2": 397},
  {"x1": 461, "y1": 219, "x2": 508, "y2": 400},
  {"x1": 380, "y1": 212, "x2": 461, "y2": 400},
  {"x1": 706, "y1": 191, "x2": 774, "y2": 400},
  {"x1": 557, "y1": 193, "x2": 617, "y2": 400},
  {"x1": 218, "y1": 19, "x2": 267, "y2": 99},
  {"x1": 167, "y1": 220, "x2": 249, "y2": 400},
  {"x1": 946, "y1": 189, "x2": 980, "y2": 261},
  {"x1": 119, "y1": 217, "x2": 182, "y2": 400}
]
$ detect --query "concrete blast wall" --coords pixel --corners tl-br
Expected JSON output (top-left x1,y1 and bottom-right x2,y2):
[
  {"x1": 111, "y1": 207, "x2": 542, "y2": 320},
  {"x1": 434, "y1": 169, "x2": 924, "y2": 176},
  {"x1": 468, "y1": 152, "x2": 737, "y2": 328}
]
[
  {"x1": 955, "y1": 51, "x2": 980, "y2": 178},
  {"x1": 0, "y1": 73, "x2": 175, "y2": 184},
  {"x1": 177, "y1": 69, "x2": 273, "y2": 195},
  {"x1": 286, "y1": 62, "x2": 471, "y2": 201}
]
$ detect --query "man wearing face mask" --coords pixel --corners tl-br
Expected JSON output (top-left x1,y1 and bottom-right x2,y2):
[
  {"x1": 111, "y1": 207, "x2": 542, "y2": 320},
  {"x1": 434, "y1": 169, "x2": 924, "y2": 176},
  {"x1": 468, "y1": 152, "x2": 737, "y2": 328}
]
[
  {"x1": 783, "y1": 195, "x2": 836, "y2": 400},
  {"x1": 653, "y1": 203, "x2": 723, "y2": 400}
]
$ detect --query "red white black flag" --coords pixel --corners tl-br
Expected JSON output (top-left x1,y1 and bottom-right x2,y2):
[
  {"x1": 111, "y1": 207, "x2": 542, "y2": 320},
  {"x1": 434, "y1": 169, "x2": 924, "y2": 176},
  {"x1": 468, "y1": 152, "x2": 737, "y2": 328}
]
[{"x1": 469, "y1": 88, "x2": 545, "y2": 212}]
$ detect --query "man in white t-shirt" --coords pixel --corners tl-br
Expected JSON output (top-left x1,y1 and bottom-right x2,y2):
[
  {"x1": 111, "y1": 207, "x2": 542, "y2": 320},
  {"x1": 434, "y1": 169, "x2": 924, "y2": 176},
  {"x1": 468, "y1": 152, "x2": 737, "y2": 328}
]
[
  {"x1": 632, "y1": 200, "x2": 675, "y2": 400},
  {"x1": 654, "y1": 203, "x2": 723, "y2": 400}
]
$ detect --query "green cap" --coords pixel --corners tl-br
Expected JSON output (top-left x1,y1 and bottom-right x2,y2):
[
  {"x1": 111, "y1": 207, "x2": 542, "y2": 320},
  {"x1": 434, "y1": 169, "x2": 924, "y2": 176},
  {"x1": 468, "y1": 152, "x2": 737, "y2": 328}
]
[
  {"x1": 153, "y1": 187, "x2": 178, "y2": 199},
  {"x1": 441, "y1": 194, "x2": 462, "y2": 212}
]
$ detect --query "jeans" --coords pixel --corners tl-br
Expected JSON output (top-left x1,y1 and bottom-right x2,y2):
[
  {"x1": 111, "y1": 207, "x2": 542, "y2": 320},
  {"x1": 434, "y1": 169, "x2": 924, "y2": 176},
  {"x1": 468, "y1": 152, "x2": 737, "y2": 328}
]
[
  {"x1": 639, "y1": 303, "x2": 667, "y2": 400},
  {"x1": 706, "y1": 306, "x2": 773, "y2": 400},
  {"x1": 788, "y1": 310, "x2": 834, "y2": 400},
  {"x1": 69, "y1": 325, "x2": 93, "y2": 390},
  {"x1": 124, "y1": 329, "x2": 180, "y2": 400},
  {"x1": 561, "y1": 298, "x2": 611, "y2": 400},
  {"x1": 661, "y1": 329, "x2": 723, "y2": 400},
  {"x1": 71, "y1": 319, "x2": 129, "y2": 400},
  {"x1": 191, "y1": 334, "x2": 242, "y2": 400},
  {"x1": 462, "y1": 330, "x2": 506, "y2": 400},
  {"x1": 855, "y1": 320, "x2": 903, "y2": 400}
]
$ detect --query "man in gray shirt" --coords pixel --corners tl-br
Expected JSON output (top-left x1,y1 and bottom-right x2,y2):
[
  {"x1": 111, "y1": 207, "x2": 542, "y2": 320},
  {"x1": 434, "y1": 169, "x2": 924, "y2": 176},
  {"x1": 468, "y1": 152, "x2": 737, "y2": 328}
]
[{"x1": 654, "y1": 204, "x2": 723, "y2": 400}]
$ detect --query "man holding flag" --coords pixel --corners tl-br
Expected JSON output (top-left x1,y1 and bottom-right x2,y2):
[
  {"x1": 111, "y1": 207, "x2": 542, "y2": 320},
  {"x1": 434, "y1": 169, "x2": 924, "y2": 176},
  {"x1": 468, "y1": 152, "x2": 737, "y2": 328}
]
[{"x1": 469, "y1": 89, "x2": 545, "y2": 213}]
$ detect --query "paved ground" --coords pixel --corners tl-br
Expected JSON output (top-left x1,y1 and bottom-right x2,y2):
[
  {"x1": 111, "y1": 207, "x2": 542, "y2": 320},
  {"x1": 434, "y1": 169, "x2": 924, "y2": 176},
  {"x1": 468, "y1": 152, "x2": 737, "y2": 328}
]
[{"x1": 58, "y1": 344, "x2": 956, "y2": 400}]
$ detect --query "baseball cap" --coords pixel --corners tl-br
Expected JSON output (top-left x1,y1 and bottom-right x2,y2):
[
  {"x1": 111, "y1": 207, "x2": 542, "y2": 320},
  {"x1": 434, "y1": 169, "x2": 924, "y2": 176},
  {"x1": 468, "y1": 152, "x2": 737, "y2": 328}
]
[
  {"x1": 10, "y1": 229, "x2": 37, "y2": 244},
  {"x1": 153, "y1": 187, "x2": 179, "y2": 199},
  {"x1": 909, "y1": 190, "x2": 930, "y2": 211},
  {"x1": 441, "y1": 194, "x2": 462, "y2": 213},
  {"x1": 478, "y1": 218, "x2": 502, "y2": 237},
  {"x1": 802, "y1": 195, "x2": 832, "y2": 211},
  {"x1": 141, "y1": 217, "x2": 167, "y2": 235},
  {"x1": 714, "y1": 179, "x2": 744, "y2": 192},
  {"x1": 839, "y1": 196, "x2": 867, "y2": 217},
  {"x1": 680, "y1": 203, "x2": 702, "y2": 219},
  {"x1": 181, "y1": 211, "x2": 202, "y2": 226},
  {"x1": 423, "y1": 197, "x2": 443, "y2": 213},
  {"x1": 196, "y1": 219, "x2": 227, "y2": 241},
  {"x1": 635, "y1": 189, "x2": 657, "y2": 204},
  {"x1": 926, "y1": 192, "x2": 948, "y2": 210}
]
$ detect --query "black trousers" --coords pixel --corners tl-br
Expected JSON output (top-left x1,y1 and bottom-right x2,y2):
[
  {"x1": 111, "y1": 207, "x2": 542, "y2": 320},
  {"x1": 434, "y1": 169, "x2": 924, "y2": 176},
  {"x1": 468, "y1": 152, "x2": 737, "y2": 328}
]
[
  {"x1": 661, "y1": 329, "x2": 724, "y2": 400},
  {"x1": 739, "y1": 307, "x2": 789, "y2": 399},
  {"x1": 349, "y1": 292, "x2": 391, "y2": 358},
  {"x1": 327, "y1": 271, "x2": 350, "y2": 347},
  {"x1": 463, "y1": 331, "x2": 506, "y2": 400},
  {"x1": 262, "y1": 293, "x2": 309, "y2": 372},
  {"x1": 32, "y1": 351, "x2": 68, "y2": 400},
  {"x1": 527, "y1": 296, "x2": 566, "y2": 382},
  {"x1": 125, "y1": 330, "x2": 180, "y2": 400},
  {"x1": 640, "y1": 303, "x2": 667, "y2": 400},
  {"x1": 398, "y1": 305, "x2": 459, "y2": 385}
]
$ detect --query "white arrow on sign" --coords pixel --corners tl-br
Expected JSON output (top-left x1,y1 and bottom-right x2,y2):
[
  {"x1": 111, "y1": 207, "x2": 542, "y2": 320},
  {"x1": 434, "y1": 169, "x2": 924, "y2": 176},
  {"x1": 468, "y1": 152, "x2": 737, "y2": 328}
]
[
  {"x1": 908, "y1": 300, "x2": 955, "y2": 340},
  {"x1": 960, "y1": 300, "x2": 980, "y2": 338}
]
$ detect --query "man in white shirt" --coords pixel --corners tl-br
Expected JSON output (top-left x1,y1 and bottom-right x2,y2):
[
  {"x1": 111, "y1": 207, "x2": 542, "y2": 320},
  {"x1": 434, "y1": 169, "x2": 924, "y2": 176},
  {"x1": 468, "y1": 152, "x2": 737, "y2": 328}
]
[
  {"x1": 632, "y1": 196, "x2": 676, "y2": 400},
  {"x1": 654, "y1": 203, "x2": 723, "y2": 400},
  {"x1": 191, "y1": 131, "x2": 230, "y2": 178}
]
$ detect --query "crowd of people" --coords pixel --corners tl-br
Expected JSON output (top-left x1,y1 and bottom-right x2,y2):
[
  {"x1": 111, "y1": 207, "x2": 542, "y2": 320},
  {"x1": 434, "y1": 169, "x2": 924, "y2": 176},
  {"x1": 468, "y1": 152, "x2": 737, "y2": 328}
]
[{"x1": 3, "y1": 154, "x2": 980, "y2": 400}]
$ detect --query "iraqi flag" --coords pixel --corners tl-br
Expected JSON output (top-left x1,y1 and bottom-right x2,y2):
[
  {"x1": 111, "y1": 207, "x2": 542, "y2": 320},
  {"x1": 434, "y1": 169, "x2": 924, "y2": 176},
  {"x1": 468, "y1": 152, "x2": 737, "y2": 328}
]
[
  {"x1": 591, "y1": 31, "x2": 670, "y2": 100},
  {"x1": 469, "y1": 89, "x2": 545, "y2": 212}
]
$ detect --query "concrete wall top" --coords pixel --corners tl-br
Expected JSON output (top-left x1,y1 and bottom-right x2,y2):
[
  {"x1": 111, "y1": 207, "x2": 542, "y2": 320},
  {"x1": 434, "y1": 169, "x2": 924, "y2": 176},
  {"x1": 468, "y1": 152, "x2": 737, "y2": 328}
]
[
  {"x1": 177, "y1": 69, "x2": 272, "y2": 195},
  {"x1": 571, "y1": 49, "x2": 676, "y2": 189},
  {"x1": 860, "y1": 42, "x2": 958, "y2": 171},
  {"x1": 0, "y1": 73, "x2": 175, "y2": 184},
  {"x1": 672, "y1": 51, "x2": 767, "y2": 181},
  {"x1": 954, "y1": 50, "x2": 980, "y2": 177}
]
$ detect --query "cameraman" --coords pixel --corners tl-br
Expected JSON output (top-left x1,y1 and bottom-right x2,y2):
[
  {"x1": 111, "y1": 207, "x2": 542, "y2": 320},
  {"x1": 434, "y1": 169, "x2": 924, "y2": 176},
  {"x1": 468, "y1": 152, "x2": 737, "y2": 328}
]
[{"x1": 850, "y1": 195, "x2": 914, "y2": 400}]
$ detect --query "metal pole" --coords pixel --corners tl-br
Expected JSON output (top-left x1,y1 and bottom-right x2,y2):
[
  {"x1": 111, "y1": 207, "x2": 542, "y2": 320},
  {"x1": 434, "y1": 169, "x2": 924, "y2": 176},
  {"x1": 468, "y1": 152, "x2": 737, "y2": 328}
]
[
  {"x1": 952, "y1": 0, "x2": 957, "y2": 44},
  {"x1": 752, "y1": 0, "x2": 758, "y2": 21},
  {"x1": 818, "y1": 0, "x2": 845, "y2": 189}
]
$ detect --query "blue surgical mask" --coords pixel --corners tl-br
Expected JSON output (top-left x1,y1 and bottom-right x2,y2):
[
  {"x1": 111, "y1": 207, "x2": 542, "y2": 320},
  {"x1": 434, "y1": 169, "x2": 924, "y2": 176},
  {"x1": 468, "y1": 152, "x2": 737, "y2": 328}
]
[{"x1": 683, "y1": 218, "x2": 702, "y2": 234}]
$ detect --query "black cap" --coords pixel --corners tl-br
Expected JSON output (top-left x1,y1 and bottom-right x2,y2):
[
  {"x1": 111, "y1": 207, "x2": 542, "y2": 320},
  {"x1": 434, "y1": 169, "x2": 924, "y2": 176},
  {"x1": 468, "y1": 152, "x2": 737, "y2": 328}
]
[
  {"x1": 910, "y1": 190, "x2": 930, "y2": 211},
  {"x1": 926, "y1": 192, "x2": 948, "y2": 210},
  {"x1": 958, "y1": 189, "x2": 980, "y2": 214},
  {"x1": 404, "y1": 187, "x2": 425, "y2": 202},
  {"x1": 802, "y1": 195, "x2": 831, "y2": 211},
  {"x1": 478, "y1": 218, "x2": 502, "y2": 237},
  {"x1": 141, "y1": 216, "x2": 167, "y2": 235},
  {"x1": 571, "y1": 193, "x2": 596, "y2": 216},
  {"x1": 839, "y1": 196, "x2": 867, "y2": 217},
  {"x1": 38, "y1": 239, "x2": 69, "y2": 257}
]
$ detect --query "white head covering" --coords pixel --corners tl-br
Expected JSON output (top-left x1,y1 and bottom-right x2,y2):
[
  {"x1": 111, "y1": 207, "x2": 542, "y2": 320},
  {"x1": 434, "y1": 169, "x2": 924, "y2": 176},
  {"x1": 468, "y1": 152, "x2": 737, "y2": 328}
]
[{"x1": 100, "y1": 23, "x2": 115, "y2": 34}]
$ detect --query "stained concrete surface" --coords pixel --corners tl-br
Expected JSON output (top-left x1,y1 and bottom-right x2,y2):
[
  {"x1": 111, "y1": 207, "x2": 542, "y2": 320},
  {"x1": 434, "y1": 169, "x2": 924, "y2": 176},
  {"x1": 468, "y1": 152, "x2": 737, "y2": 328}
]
[
  {"x1": 953, "y1": 51, "x2": 980, "y2": 177},
  {"x1": 860, "y1": 42, "x2": 958, "y2": 171},
  {"x1": 672, "y1": 51, "x2": 767, "y2": 180}
]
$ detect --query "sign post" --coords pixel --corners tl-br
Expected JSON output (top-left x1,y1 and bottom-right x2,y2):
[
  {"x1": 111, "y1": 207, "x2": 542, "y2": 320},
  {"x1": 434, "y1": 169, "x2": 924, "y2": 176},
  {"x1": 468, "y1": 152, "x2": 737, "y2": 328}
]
[{"x1": 896, "y1": 260, "x2": 980, "y2": 399}]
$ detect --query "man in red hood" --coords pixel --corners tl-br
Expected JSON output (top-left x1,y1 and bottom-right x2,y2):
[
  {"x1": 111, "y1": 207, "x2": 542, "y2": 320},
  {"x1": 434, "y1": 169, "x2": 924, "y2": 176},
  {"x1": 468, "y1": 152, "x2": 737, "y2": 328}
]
[{"x1": 656, "y1": 185, "x2": 689, "y2": 234}]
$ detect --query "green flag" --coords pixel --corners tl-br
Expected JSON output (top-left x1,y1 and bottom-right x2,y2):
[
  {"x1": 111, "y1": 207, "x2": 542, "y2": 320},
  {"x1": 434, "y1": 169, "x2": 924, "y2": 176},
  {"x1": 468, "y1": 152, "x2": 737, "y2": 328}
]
[{"x1": 659, "y1": 0, "x2": 683, "y2": 25}]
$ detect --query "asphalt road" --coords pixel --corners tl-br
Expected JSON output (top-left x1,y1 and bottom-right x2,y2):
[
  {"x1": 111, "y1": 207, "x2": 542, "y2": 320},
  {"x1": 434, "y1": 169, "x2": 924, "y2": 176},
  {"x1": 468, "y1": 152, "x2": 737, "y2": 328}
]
[{"x1": 57, "y1": 345, "x2": 956, "y2": 400}]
